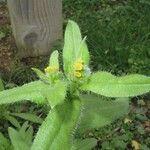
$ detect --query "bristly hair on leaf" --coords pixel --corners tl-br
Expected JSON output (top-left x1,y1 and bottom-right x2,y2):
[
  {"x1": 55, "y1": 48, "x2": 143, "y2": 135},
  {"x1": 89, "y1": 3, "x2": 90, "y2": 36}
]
[
  {"x1": 81, "y1": 71, "x2": 150, "y2": 97},
  {"x1": 63, "y1": 20, "x2": 90, "y2": 75}
]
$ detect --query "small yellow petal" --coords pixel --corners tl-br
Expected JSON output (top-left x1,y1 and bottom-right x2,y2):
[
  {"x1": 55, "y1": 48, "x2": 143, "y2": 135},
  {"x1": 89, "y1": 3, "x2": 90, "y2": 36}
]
[
  {"x1": 45, "y1": 66, "x2": 58, "y2": 73},
  {"x1": 74, "y1": 63, "x2": 83, "y2": 71},
  {"x1": 132, "y1": 140, "x2": 140, "y2": 150},
  {"x1": 74, "y1": 71, "x2": 82, "y2": 78},
  {"x1": 44, "y1": 66, "x2": 51, "y2": 72}
]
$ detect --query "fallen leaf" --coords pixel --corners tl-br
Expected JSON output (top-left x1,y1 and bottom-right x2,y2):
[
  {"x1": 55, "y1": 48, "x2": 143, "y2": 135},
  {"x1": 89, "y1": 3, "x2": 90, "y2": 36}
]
[
  {"x1": 124, "y1": 118, "x2": 132, "y2": 124},
  {"x1": 132, "y1": 140, "x2": 140, "y2": 150}
]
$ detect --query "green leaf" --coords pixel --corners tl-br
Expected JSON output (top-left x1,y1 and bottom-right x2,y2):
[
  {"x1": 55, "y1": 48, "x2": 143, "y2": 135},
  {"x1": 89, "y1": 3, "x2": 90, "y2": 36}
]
[
  {"x1": 32, "y1": 68, "x2": 50, "y2": 82},
  {"x1": 0, "y1": 132, "x2": 12, "y2": 150},
  {"x1": 31, "y1": 99, "x2": 81, "y2": 150},
  {"x1": 78, "y1": 95, "x2": 129, "y2": 133},
  {"x1": 0, "y1": 81, "x2": 48, "y2": 105},
  {"x1": 8, "y1": 122, "x2": 33, "y2": 150},
  {"x1": 73, "y1": 138, "x2": 97, "y2": 150},
  {"x1": 77, "y1": 37, "x2": 90, "y2": 65},
  {"x1": 82, "y1": 72, "x2": 150, "y2": 97},
  {"x1": 19, "y1": 122, "x2": 33, "y2": 145},
  {"x1": 49, "y1": 50, "x2": 59, "y2": 68},
  {"x1": 4, "y1": 114, "x2": 21, "y2": 128},
  {"x1": 63, "y1": 20, "x2": 82, "y2": 74},
  {"x1": 43, "y1": 81, "x2": 67, "y2": 108},
  {"x1": 10, "y1": 113, "x2": 43, "y2": 124},
  {"x1": 63, "y1": 20, "x2": 89, "y2": 74},
  {"x1": 0, "y1": 80, "x2": 66, "y2": 108}
]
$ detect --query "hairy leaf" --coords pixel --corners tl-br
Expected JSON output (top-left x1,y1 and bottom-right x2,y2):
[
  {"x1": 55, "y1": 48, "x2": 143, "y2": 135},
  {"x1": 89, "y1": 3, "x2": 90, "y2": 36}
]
[
  {"x1": 78, "y1": 95, "x2": 129, "y2": 133},
  {"x1": 63, "y1": 20, "x2": 89, "y2": 74},
  {"x1": 49, "y1": 50, "x2": 59, "y2": 69},
  {"x1": 31, "y1": 99, "x2": 81, "y2": 150},
  {"x1": 43, "y1": 81, "x2": 67, "y2": 108},
  {"x1": 77, "y1": 37, "x2": 90, "y2": 65},
  {"x1": 82, "y1": 72, "x2": 150, "y2": 97},
  {"x1": 32, "y1": 68, "x2": 50, "y2": 82},
  {"x1": 63, "y1": 20, "x2": 82, "y2": 74},
  {"x1": 0, "y1": 81, "x2": 48, "y2": 105}
]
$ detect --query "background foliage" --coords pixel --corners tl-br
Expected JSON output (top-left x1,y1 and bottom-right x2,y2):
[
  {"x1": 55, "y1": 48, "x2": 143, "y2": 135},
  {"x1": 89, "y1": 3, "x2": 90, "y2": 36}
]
[{"x1": 63, "y1": 0, "x2": 150, "y2": 75}]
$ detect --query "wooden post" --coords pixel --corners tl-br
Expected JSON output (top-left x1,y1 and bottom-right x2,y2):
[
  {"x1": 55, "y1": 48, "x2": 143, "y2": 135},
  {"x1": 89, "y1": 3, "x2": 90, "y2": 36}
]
[{"x1": 7, "y1": 0, "x2": 62, "y2": 57}]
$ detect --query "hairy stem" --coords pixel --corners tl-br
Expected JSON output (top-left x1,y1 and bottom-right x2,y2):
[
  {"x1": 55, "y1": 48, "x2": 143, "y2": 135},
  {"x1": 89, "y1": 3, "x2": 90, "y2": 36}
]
[{"x1": 31, "y1": 99, "x2": 81, "y2": 150}]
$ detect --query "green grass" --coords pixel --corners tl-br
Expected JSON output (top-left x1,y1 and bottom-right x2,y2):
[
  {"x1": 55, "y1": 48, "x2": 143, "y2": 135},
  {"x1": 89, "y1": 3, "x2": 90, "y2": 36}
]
[{"x1": 63, "y1": 0, "x2": 150, "y2": 75}]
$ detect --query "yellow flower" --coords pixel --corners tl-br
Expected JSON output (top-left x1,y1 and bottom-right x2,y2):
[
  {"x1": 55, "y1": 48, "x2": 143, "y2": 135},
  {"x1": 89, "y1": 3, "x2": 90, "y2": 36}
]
[
  {"x1": 74, "y1": 59, "x2": 84, "y2": 71},
  {"x1": 74, "y1": 62, "x2": 83, "y2": 71},
  {"x1": 45, "y1": 66, "x2": 58, "y2": 74},
  {"x1": 74, "y1": 71, "x2": 82, "y2": 78},
  {"x1": 73, "y1": 59, "x2": 84, "y2": 78}
]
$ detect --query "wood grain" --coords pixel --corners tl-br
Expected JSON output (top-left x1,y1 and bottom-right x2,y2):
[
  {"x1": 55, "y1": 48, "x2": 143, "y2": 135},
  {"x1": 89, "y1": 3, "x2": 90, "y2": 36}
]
[{"x1": 7, "y1": 0, "x2": 62, "y2": 57}]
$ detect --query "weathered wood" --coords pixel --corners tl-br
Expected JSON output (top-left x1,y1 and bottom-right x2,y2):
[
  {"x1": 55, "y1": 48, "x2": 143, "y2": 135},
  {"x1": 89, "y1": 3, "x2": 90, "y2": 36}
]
[{"x1": 7, "y1": 0, "x2": 62, "y2": 57}]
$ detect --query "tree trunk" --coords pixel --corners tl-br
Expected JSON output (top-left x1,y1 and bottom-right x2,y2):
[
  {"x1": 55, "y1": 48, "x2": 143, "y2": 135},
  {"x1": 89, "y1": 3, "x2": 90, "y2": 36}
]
[{"x1": 7, "y1": 0, "x2": 62, "y2": 58}]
